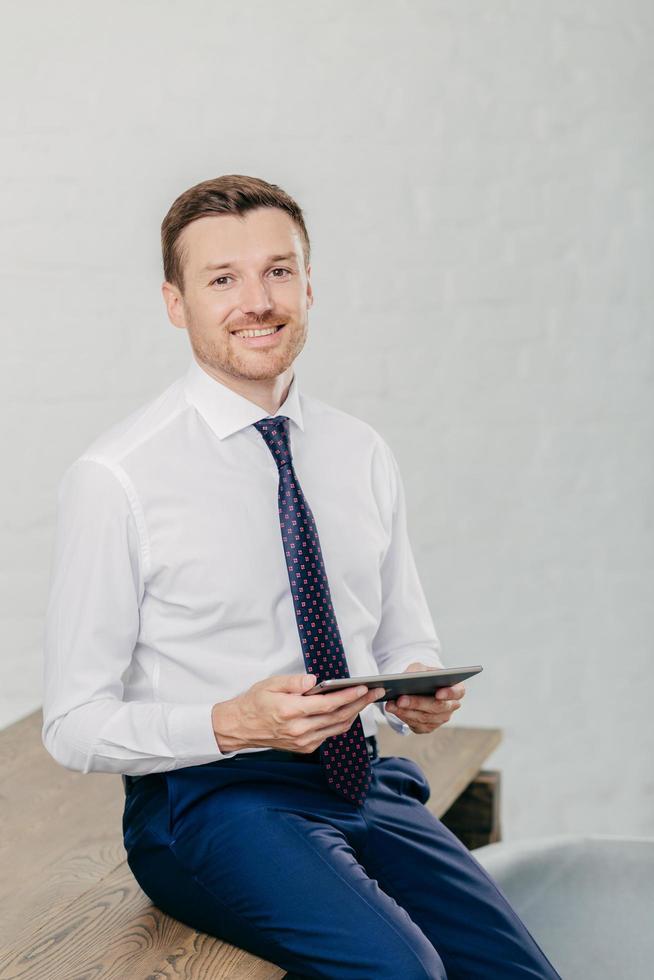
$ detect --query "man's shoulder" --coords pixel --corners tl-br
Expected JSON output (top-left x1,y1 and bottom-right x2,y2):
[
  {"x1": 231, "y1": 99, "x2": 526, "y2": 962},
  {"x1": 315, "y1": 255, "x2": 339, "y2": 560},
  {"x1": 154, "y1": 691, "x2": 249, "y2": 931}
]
[{"x1": 74, "y1": 373, "x2": 188, "y2": 471}]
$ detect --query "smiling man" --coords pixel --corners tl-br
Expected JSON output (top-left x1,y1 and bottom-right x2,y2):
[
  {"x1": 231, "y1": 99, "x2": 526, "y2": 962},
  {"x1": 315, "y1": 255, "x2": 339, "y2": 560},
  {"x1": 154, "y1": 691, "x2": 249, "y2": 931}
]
[
  {"x1": 166, "y1": 205, "x2": 310, "y2": 401},
  {"x1": 42, "y1": 175, "x2": 561, "y2": 979}
]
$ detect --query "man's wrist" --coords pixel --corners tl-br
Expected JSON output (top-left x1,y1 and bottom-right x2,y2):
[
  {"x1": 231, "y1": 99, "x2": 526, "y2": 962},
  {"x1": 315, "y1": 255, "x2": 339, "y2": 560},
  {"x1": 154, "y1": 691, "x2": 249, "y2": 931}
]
[{"x1": 211, "y1": 699, "x2": 247, "y2": 753}]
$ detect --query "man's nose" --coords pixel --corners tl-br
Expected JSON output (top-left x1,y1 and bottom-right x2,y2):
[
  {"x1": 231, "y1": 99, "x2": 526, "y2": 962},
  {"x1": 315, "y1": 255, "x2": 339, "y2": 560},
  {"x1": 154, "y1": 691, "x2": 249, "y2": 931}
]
[{"x1": 238, "y1": 276, "x2": 274, "y2": 316}]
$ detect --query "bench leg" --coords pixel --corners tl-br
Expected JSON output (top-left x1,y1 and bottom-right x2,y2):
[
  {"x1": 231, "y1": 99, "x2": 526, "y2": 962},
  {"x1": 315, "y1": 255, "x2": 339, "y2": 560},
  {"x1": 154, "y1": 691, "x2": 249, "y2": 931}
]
[{"x1": 439, "y1": 769, "x2": 502, "y2": 850}]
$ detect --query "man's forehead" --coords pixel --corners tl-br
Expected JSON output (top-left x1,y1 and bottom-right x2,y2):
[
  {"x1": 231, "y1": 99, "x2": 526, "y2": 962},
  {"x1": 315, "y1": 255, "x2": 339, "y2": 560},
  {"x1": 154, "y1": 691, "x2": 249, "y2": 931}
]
[{"x1": 184, "y1": 210, "x2": 302, "y2": 267}]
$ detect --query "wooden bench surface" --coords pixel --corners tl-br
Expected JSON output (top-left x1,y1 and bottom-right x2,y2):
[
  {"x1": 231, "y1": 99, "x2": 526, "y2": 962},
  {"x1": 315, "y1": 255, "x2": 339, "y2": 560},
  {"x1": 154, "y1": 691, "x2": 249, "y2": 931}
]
[{"x1": 0, "y1": 710, "x2": 500, "y2": 979}]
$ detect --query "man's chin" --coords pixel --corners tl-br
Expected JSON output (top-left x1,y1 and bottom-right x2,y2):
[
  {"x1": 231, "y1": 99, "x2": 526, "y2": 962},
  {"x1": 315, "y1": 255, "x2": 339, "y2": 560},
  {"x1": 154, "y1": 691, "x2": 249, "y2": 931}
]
[
  {"x1": 205, "y1": 352, "x2": 294, "y2": 383},
  {"x1": 232, "y1": 364, "x2": 289, "y2": 381},
  {"x1": 189, "y1": 328, "x2": 306, "y2": 382}
]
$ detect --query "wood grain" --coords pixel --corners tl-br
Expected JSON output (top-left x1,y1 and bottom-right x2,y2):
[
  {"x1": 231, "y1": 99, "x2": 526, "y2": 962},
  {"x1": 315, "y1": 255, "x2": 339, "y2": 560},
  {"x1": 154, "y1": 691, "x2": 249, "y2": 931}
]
[
  {"x1": 0, "y1": 710, "x2": 501, "y2": 978},
  {"x1": 0, "y1": 860, "x2": 284, "y2": 979}
]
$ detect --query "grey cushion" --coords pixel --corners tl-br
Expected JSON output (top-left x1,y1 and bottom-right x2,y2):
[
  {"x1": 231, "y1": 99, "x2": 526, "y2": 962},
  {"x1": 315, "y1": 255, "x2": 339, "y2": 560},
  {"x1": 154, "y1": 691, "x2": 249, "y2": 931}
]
[{"x1": 473, "y1": 834, "x2": 654, "y2": 980}]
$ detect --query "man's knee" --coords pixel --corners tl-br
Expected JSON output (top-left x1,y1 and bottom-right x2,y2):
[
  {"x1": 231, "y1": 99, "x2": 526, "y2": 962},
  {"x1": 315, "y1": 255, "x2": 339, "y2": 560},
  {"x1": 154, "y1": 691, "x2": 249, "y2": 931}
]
[
  {"x1": 285, "y1": 926, "x2": 447, "y2": 980},
  {"x1": 370, "y1": 944, "x2": 447, "y2": 980}
]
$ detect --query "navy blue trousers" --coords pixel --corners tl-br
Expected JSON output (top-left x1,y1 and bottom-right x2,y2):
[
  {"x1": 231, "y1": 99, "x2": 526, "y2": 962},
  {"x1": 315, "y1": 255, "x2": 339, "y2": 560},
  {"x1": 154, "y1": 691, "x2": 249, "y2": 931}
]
[{"x1": 122, "y1": 747, "x2": 561, "y2": 979}]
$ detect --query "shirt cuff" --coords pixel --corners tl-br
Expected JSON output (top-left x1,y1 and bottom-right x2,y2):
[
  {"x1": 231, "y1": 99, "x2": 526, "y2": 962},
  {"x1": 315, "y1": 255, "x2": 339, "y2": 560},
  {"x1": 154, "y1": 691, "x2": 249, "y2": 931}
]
[
  {"x1": 167, "y1": 703, "x2": 240, "y2": 764},
  {"x1": 374, "y1": 701, "x2": 410, "y2": 735}
]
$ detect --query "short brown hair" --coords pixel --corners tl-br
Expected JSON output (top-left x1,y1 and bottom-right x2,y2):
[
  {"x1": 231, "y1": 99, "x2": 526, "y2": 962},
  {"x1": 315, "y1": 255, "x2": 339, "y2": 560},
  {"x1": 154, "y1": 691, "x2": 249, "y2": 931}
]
[{"x1": 161, "y1": 174, "x2": 311, "y2": 294}]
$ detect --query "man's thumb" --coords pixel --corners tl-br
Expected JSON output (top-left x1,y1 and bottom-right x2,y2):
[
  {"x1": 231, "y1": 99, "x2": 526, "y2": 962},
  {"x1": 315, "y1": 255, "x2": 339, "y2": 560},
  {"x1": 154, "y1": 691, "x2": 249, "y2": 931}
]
[
  {"x1": 270, "y1": 672, "x2": 317, "y2": 693},
  {"x1": 294, "y1": 672, "x2": 317, "y2": 693}
]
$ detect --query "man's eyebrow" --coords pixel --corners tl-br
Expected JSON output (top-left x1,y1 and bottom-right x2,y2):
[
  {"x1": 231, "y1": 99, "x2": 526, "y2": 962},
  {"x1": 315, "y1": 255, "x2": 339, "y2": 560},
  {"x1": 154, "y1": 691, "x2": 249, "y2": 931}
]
[{"x1": 202, "y1": 253, "x2": 298, "y2": 272}]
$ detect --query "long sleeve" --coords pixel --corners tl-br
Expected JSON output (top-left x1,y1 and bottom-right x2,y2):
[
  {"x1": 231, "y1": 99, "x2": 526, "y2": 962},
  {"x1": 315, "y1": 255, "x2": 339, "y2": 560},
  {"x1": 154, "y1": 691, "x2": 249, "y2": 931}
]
[
  {"x1": 41, "y1": 457, "x2": 236, "y2": 775},
  {"x1": 371, "y1": 440, "x2": 445, "y2": 735}
]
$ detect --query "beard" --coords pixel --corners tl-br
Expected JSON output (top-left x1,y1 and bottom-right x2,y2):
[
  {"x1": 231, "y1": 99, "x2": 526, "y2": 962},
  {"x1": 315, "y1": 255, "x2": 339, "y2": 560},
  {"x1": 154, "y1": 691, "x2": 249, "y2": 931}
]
[{"x1": 186, "y1": 315, "x2": 308, "y2": 382}]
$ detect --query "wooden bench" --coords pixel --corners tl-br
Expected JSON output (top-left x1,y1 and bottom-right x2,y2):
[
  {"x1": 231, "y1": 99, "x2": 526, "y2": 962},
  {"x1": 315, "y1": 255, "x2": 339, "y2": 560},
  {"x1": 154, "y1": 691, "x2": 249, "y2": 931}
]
[{"x1": 0, "y1": 711, "x2": 501, "y2": 978}]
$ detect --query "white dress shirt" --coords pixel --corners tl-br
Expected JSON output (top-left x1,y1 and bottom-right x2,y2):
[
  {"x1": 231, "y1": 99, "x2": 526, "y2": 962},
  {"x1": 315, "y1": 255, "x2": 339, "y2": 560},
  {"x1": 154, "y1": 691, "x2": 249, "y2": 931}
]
[{"x1": 42, "y1": 355, "x2": 445, "y2": 775}]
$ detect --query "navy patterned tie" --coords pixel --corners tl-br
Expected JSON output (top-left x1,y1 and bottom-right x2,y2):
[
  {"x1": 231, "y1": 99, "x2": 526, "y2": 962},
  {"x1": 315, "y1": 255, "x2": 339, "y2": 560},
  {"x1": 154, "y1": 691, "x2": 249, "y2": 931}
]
[{"x1": 253, "y1": 415, "x2": 372, "y2": 806}]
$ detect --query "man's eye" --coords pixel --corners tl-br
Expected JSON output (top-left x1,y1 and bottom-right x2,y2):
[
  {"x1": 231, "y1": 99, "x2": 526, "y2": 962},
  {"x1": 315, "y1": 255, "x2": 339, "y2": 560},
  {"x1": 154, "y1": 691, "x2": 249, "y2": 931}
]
[{"x1": 211, "y1": 268, "x2": 291, "y2": 287}]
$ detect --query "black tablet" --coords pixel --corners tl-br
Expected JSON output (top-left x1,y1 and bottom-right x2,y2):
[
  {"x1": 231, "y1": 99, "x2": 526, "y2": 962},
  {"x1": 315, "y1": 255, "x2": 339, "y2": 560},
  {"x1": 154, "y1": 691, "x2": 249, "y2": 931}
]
[{"x1": 302, "y1": 665, "x2": 483, "y2": 702}]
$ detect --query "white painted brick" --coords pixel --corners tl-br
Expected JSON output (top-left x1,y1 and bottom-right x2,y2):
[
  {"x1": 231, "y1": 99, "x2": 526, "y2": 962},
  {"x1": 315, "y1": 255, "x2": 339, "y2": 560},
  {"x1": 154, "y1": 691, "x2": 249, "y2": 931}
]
[{"x1": 1, "y1": 0, "x2": 651, "y2": 843}]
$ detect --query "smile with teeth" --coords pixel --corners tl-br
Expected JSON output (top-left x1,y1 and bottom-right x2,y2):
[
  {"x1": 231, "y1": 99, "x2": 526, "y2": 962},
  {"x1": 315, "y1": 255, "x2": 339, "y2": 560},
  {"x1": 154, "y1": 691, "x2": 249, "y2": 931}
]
[{"x1": 233, "y1": 325, "x2": 284, "y2": 338}]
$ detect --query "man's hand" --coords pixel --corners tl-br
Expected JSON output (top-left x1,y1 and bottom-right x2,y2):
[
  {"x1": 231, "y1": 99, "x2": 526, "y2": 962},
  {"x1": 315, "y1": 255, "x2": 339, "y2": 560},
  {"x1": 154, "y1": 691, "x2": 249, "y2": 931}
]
[
  {"x1": 385, "y1": 661, "x2": 465, "y2": 734},
  {"x1": 212, "y1": 672, "x2": 385, "y2": 754}
]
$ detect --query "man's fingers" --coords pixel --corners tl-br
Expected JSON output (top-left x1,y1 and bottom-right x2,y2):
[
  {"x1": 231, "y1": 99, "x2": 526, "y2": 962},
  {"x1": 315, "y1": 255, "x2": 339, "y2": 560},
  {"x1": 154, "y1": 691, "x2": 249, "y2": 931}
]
[
  {"x1": 393, "y1": 707, "x2": 459, "y2": 724},
  {"x1": 389, "y1": 698, "x2": 460, "y2": 716},
  {"x1": 436, "y1": 682, "x2": 465, "y2": 700},
  {"x1": 386, "y1": 681, "x2": 466, "y2": 713},
  {"x1": 299, "y1": 686, "x2": 384, "y2": 716}
]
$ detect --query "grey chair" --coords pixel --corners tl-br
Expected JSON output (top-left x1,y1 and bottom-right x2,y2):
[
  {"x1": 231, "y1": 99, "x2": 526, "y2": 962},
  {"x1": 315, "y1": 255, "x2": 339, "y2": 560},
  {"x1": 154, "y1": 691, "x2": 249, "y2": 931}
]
[{"x1": 473, "y1": 834, "x2": 654, "y2": 980}]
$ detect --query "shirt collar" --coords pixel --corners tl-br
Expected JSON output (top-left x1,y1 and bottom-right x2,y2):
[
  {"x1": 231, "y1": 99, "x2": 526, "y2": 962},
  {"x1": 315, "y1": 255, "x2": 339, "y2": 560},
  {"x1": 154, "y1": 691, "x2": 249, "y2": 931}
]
[{"x1": 183, "y1": 354, "x2": 305, "y2": 440}]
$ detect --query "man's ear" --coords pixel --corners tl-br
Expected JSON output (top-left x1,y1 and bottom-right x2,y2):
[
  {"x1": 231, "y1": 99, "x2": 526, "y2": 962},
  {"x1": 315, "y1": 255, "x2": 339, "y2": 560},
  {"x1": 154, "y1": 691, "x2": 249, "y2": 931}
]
[
  {"x1": 306, "y1": 265, "x2": 314, "y2": 308},
  {"x1": 161, "y1": 281, "x2": 187, "y2": 329}
]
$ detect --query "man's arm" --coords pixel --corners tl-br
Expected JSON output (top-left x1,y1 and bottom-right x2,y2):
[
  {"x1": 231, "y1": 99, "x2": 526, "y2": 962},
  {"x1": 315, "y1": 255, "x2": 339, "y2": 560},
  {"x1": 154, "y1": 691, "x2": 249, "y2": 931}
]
[
  {"x1": 370, "y1": 438, "x2": 445, "y2": 734},
  {"x1": 42, "y1": 457, "x2": 237, "y2": 775}
]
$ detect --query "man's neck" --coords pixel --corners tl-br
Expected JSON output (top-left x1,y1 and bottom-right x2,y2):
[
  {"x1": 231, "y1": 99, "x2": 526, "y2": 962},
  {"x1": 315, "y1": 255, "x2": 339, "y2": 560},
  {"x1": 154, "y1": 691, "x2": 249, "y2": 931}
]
[{"x1": 194, "y1": 356, "x2": 293, "y2": 416}]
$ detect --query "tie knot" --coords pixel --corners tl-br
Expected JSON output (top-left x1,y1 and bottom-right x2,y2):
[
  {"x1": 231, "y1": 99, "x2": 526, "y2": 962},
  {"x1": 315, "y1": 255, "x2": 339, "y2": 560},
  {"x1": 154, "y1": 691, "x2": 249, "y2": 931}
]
[{"x1": 253, "y1": 415, "x2": 293, "y2": 470}]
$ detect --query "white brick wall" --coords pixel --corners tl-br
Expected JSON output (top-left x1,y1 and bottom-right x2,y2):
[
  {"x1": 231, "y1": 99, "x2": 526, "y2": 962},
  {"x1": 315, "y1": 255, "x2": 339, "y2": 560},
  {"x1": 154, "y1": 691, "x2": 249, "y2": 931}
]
[{"x1": 2, "y1": 0, "x2": 651, "y2": 839}]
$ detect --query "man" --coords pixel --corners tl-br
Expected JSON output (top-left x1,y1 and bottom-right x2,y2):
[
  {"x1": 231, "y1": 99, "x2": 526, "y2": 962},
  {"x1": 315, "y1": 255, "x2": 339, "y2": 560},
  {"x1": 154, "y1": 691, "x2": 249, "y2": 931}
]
[{"x1": 42, "y1": 174, "x2": 560, "y2": 978}]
